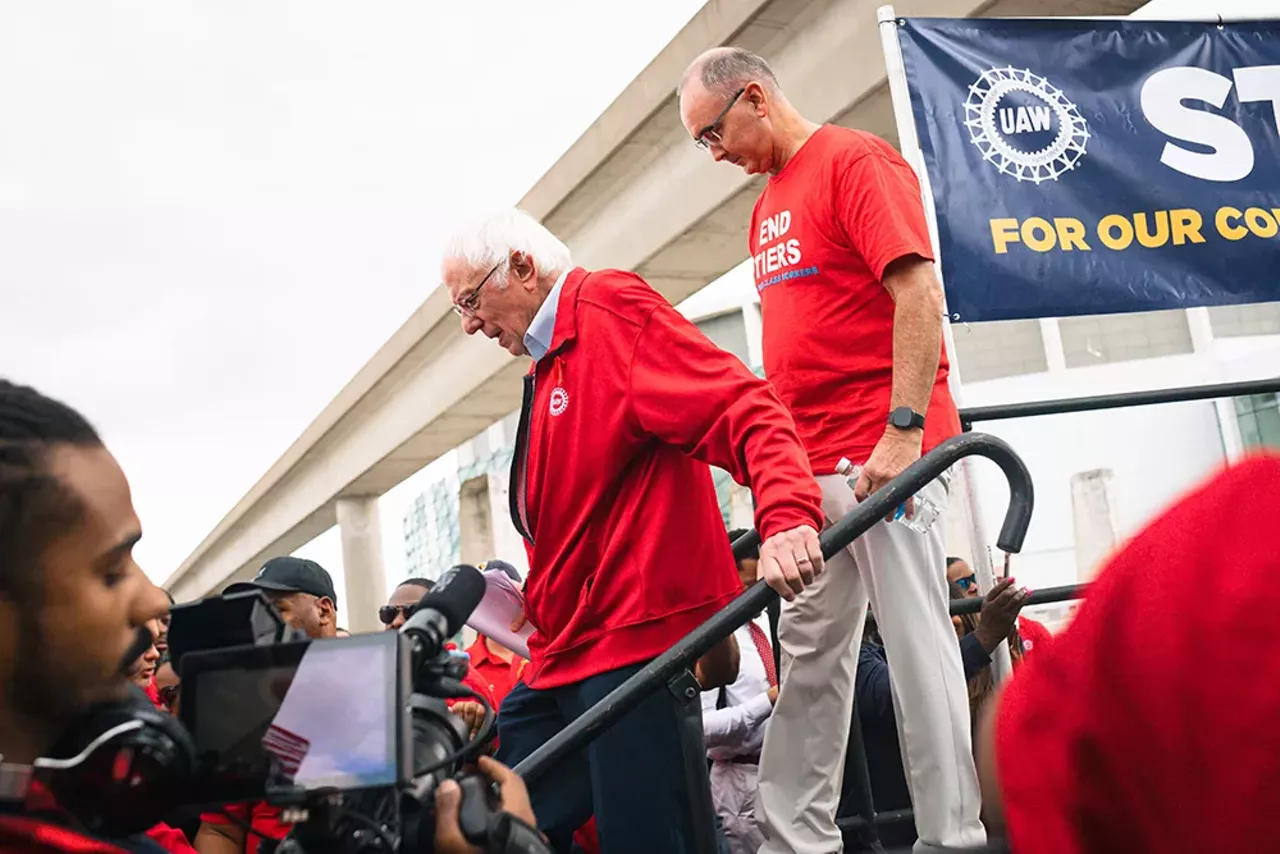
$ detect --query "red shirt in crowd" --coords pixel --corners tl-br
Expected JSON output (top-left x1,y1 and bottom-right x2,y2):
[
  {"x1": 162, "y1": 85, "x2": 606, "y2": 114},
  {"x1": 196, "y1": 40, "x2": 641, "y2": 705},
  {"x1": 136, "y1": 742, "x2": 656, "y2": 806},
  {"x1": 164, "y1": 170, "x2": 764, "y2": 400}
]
[
  {"x1": 513, "y1": 267, "x2": 823, "y2": 689},
  {"x1": 1016, "y1": 615, "x2": 1052, "y2": 655},
  {"x1": 996, "y1": 454, "x2": 1280, "y2": 854},
  {"x1": 0, "y1": 816, "x2": 131, "y2": 854},
  {"x1": 748, "y1": 124, "x2": 960, "y2": 473},
  {"x1": 463, "y1": 636, "x2": 526, "y2": 708}
]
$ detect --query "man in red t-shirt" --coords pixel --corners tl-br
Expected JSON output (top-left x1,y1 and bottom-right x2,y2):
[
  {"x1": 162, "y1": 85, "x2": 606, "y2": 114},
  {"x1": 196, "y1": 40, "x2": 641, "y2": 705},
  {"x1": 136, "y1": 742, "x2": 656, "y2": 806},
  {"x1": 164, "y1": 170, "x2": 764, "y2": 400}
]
[{"x1": 679, "y1": 48, "x2": 984, "y2": 852}]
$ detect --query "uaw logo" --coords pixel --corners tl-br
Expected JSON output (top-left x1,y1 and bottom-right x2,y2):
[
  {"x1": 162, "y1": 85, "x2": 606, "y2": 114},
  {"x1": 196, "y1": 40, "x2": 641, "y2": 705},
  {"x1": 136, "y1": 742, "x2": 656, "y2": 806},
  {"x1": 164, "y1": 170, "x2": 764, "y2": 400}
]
[
  {"x1": 548, "y1": 386, "x2": 569, "y2": 417},
  {"x1": 965, "y1": 67, "x2": 1089, "y2": 184}
]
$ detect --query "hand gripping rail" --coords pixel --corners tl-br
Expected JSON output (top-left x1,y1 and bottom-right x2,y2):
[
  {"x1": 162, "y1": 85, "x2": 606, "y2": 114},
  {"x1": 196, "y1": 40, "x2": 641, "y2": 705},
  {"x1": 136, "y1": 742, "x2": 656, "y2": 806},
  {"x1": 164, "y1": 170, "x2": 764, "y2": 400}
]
[{"x1": 513, "y1": 432, "x2": 1034, "y2": 784}]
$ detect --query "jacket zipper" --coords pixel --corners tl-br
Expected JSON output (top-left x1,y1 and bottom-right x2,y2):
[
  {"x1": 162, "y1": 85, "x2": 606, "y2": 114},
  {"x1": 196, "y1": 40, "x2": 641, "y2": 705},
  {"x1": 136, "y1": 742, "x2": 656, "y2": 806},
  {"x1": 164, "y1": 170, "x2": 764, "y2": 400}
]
[{"x1": 509, "y1": 372, "x2": 536, "y2": 545}]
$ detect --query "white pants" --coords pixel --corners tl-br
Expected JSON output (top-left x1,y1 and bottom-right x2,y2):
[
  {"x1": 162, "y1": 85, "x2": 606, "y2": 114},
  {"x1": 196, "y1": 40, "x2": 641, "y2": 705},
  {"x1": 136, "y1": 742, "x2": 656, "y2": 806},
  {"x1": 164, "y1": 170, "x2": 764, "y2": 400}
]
[
  {"x1": 710, "y1": 760, "x2": 765, "y2": 854},
  {"x1": 755, "y1": 473, "x2": 985, "y2": 853}
]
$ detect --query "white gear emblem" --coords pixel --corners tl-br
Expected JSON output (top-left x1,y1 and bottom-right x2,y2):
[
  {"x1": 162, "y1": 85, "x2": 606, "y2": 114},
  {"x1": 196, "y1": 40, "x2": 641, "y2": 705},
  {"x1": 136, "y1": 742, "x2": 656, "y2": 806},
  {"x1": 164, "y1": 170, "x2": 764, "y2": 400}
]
[
  {"x1": 965, "y1": 66, "x2": 1089, "y2": 184},
  {"x1": 549, "y1": 387, "x2": 569, "y2": 417}
]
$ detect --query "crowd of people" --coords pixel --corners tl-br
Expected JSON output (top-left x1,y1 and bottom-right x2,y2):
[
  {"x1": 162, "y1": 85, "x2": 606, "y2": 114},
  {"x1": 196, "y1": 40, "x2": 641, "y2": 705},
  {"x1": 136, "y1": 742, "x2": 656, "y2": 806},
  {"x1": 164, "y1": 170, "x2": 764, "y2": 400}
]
[{"x1": 3, "y1": 42, "x2": 1279, "y2": 854}]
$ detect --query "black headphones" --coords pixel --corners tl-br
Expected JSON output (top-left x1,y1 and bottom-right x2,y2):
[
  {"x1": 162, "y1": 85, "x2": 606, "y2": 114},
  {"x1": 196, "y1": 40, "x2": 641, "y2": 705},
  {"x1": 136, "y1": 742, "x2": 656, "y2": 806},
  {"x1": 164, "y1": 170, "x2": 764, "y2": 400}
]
[{"x1": 36, "y1": 681, "x2": 197, "y2": 837}]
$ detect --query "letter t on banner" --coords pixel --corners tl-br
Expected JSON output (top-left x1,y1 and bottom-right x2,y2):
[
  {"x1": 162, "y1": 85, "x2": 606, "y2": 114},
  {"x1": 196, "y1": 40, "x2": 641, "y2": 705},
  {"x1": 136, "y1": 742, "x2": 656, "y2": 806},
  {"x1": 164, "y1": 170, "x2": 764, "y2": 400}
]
[{"x1": 877, "y1": 5, "x2": 1014, "y2": 684}]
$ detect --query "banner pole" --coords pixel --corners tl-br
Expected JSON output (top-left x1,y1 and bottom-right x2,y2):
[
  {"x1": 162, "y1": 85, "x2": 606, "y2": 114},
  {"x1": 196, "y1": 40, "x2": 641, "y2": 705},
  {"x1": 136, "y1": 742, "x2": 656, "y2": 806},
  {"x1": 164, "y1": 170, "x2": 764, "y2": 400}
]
[{"x1": 876, "y1": 5, "x2": 1013, "y2": 683}]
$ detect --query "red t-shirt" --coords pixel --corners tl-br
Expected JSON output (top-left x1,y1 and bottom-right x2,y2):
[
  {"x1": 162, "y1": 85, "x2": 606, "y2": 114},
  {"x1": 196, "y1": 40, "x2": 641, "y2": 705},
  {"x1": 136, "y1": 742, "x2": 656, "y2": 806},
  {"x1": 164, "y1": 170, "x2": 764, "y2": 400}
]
[
  {"x1": 0, "y1": 816, "x2": 130, "y2": 854},
  {"x1": 996, "y1": 454, "x2": 1280, "y2": 854},
  {"x1": 749, "y1": 125, "x2": 960, "y2": 473},
  {"x1": 198, "y1": 802, "x2": 290, "y2": 854},
  {"x1": 464, "y1": 637, "x2": 527, "y2": 709},
  {"x1": 144, "y1": 822, "x2": 197, "y2": 854}
]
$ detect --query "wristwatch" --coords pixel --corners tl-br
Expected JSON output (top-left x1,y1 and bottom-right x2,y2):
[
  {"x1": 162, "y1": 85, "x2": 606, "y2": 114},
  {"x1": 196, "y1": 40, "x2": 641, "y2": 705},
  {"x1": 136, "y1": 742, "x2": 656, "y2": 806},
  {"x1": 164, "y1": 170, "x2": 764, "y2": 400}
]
[{"x1": 888, "y1": 407, "x2": 926, "y2": 431}]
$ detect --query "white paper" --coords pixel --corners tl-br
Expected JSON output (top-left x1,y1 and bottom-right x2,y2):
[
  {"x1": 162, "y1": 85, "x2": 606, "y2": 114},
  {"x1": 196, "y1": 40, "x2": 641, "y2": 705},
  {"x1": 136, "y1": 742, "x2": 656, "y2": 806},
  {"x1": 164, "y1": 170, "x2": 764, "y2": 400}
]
[{"x1": 465, "y1": 569, "x2": 533, "y2": 660}]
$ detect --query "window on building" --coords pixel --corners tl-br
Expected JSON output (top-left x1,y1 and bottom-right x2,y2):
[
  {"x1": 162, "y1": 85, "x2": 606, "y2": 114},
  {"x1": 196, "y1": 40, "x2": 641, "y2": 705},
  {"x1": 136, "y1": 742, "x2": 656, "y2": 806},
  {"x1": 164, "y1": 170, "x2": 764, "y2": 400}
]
[
  {"x1": 1059, "y1": 309, "x2": 1193, "y2": 368},
  {"x1": 1208, "y1": 303, "x2": 1280, "y2": 338},
  {"x1": 695, "y1": 310, "x2": 751, "y2": 366},
  {"x1": 1234, "y1": 393, "x2": 1280, "y2": 451},
  {"x1": 951, "y1": 318, "x2": 1048, "y2": 381}
]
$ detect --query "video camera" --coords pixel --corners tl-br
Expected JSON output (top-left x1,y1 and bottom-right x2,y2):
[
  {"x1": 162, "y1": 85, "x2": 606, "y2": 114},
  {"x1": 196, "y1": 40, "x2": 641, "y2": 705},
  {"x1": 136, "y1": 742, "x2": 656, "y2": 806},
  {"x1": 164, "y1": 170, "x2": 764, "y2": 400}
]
[{"x1": 36, "y1": 564, "x2": 545, "y2": 854}]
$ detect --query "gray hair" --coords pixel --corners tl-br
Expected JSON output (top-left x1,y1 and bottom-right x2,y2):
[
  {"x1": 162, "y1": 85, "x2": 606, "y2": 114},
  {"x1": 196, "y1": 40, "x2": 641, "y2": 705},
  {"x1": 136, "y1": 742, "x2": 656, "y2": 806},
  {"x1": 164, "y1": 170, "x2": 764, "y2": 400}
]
[
  {"x1": 442, "y1": 208, "x2": 572, "y2": 289},
  {"x1": 680, "y1": 47, "x2": 780, "y2": 98}
]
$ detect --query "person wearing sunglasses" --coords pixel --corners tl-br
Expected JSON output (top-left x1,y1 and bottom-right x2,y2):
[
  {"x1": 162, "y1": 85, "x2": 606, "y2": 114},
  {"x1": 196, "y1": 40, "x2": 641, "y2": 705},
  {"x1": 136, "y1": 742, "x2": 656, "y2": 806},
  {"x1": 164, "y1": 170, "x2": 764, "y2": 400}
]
[
  {"x1": 379, "y1": 576, "x2": 435, "y2": 629},
  {"x1": 947, "y1": 557, "x2": 1052, "y2": 658}
]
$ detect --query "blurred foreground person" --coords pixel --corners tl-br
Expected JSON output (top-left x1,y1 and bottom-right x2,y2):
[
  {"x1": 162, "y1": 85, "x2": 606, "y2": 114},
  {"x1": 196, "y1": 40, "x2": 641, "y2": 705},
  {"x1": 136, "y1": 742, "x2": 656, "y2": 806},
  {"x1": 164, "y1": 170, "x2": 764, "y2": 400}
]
[{"x1": 978, "y1": 454, "x2": 1280, "y2": 853}]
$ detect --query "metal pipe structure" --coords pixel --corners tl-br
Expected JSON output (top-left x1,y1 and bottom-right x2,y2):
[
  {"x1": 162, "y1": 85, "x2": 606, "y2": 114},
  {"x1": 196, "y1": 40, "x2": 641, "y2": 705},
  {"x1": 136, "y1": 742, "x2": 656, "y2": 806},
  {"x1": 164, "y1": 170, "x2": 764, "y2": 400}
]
[
  {"x1": 959, "y1": 377, "x2": 1280, "y2": 428},
  {"x1": 950, "y1": 582, "x2": 1086, "y2": 616},
  {"x1": 514, "y1": 432, "x2": 1034, "y2": 784}
]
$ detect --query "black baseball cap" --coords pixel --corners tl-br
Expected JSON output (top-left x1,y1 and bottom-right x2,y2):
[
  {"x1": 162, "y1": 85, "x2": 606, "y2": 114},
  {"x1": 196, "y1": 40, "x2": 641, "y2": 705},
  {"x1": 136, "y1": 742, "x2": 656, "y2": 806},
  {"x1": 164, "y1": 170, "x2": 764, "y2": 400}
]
[
  {"x1": 224, "y1": 556, "x2": 338, "y2": 605},
  {"x1": 479, "y1": 559, "x2": 522, "y2": 584}
]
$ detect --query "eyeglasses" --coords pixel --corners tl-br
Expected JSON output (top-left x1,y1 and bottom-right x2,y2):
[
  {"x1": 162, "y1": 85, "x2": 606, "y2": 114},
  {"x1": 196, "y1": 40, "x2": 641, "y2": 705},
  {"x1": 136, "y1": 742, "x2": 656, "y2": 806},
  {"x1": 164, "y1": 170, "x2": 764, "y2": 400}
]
[
  {"x1": 694, "y1": 87, "x2": 746, "y2": 150},
  {"x1": 450, "y1": 260, "x2": 504, "y2": 318},
  {"x1": 378, "y1": 604, "x2": 417, "y2": 626},
  {"x1": 956, "y1": 575, "x2": 978, "y2": 591}
]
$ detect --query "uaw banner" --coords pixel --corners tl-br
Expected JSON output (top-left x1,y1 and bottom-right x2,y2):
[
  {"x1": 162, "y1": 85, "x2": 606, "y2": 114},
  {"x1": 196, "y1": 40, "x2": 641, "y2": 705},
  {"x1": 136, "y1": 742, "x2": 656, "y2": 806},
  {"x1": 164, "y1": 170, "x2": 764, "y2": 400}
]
[{"x1": 896, "y1": 18, "x2": 1280, "y2": 322}]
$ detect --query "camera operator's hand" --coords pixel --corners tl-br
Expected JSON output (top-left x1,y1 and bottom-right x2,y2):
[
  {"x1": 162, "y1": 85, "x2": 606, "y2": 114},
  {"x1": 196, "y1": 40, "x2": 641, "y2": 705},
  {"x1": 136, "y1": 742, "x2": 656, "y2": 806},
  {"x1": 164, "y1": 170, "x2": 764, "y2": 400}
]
[{"x1": 434, "y1": 757, "x2": 538, "y2": 854}]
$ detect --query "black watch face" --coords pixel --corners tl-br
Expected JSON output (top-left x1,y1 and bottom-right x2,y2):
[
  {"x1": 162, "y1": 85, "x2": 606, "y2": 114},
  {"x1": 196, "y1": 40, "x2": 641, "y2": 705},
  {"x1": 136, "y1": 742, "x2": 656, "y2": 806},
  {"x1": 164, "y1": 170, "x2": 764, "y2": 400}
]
[{"x1": 891, "y1": 409, "x2": 919, "y2": 429}]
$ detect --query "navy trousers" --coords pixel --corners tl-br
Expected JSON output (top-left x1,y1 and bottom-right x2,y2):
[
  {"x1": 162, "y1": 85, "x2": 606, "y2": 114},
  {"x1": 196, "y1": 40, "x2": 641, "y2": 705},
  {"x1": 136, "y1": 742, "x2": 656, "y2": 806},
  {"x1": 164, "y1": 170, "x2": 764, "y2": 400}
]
[{"x1": 496, "y1": 662, "x2": 717, "y2": 854}]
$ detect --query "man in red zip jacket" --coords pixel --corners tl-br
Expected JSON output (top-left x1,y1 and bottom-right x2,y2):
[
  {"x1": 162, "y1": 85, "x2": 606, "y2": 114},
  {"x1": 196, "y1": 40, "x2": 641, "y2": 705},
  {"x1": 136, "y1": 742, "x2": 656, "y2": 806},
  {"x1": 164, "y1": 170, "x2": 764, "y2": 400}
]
[{"x1": 441, "y1": 208, "x2": 827, "y2": 854}]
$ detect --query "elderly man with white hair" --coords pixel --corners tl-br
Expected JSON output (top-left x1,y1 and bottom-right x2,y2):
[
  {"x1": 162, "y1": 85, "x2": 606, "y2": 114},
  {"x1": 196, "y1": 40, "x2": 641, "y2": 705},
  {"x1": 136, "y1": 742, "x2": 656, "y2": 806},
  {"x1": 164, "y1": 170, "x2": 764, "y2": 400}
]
[{"x1": 441, "y1": 208, "x2": 827, "y2": 854}]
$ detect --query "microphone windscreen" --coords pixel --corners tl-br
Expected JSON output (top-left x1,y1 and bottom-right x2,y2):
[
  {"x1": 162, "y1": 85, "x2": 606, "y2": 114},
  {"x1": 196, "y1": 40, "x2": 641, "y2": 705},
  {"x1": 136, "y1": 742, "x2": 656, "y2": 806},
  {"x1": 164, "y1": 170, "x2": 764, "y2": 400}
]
[{"x1": 416, "y1": 564, "x2": 487, "y2": 637}]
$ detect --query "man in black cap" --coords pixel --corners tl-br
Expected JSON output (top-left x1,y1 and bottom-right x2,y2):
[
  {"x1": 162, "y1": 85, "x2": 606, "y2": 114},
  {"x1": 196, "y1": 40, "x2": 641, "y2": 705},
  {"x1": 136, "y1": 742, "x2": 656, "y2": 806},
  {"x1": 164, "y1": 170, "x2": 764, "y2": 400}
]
[
  {"x1": 195, "y1": 557, "x2": 340, "y2": 854},
  {"x1": 224, "y1": 556, "x2": 340, "y2": 641}
]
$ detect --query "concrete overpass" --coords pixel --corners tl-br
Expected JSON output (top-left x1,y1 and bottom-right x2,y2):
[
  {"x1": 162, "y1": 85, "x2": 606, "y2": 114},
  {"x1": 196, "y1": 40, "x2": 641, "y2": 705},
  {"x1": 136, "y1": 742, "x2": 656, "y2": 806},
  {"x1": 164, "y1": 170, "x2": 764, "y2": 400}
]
[{"x1": 165, "y1": 0, "x2": 1144, "y2": 629}]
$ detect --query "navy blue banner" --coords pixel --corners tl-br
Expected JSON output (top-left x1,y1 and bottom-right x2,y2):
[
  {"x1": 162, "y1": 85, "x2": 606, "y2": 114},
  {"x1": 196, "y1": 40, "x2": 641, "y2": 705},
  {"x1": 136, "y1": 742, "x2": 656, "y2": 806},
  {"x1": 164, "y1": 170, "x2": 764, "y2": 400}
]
[{"x1": 897, "y1": 17, "x2": 1280, "y2": 322}]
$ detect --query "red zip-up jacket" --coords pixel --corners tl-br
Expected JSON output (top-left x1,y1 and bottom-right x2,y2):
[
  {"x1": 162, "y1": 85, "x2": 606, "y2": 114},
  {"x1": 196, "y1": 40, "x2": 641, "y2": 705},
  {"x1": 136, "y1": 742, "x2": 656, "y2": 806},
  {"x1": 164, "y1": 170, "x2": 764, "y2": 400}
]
[{"x1": 509, "y1": 267, "x2": 824, "y2": 689}]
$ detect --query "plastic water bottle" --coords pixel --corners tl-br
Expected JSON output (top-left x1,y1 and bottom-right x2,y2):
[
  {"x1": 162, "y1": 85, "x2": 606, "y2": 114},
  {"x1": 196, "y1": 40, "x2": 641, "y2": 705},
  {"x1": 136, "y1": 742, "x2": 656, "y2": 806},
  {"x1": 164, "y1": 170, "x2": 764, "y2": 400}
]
[{"x1": 836, "y1": 457, "x2": 941, "y2": 535}]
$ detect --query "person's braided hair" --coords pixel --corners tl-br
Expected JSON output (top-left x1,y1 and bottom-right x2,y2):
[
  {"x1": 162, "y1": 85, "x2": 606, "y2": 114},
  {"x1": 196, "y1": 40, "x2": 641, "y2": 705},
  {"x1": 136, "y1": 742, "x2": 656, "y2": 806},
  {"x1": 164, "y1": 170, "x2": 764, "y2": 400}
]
[{"x1": 0, "y1": 379, "x2": 102, "y2": 599}]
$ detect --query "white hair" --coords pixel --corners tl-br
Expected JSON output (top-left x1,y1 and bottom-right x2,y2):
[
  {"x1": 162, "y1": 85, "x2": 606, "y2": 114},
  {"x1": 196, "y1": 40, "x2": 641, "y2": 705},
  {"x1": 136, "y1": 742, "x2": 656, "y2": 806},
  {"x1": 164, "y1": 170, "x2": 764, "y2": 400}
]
[{"x1": 442, "y1": 208, "x2": 572, "y2": 288}]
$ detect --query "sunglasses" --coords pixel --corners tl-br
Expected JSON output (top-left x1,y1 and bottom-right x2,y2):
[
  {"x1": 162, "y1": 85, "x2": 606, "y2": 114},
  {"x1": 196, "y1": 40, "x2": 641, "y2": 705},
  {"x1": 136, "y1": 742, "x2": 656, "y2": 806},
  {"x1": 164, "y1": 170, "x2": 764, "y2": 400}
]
[
  {"x1": 957, "y1": 575, "x2": 978, "y2": 591},
  {"x1": 378, "y1": 604, "x2": 417, "y2": 626}
]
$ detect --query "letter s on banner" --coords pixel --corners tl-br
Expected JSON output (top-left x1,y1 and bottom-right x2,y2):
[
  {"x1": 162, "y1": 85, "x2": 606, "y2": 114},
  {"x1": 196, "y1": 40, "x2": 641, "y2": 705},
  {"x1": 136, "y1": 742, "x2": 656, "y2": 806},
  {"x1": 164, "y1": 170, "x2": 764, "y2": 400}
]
[{"x1": 1141, "y1": 67, "x2": 1254, "y2": 182}]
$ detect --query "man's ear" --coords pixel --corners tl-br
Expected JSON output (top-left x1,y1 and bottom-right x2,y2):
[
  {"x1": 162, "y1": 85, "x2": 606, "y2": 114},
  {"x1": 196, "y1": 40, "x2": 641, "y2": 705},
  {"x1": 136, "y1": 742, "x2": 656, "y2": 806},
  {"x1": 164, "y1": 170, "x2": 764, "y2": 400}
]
[
  {"x1": 509, "y1": 251, "x2": 537, "y2": 288},
  {"x1": 318, "y1": 596, "x2": 337, "y2": 625}
]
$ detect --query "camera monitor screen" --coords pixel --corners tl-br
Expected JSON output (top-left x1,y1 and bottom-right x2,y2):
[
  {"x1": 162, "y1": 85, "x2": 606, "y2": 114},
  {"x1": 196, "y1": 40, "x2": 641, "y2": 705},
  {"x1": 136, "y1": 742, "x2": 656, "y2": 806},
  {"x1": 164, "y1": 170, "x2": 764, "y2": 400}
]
[{"x1": 180, "y1": 631, "x2": 403, "y2": 799}]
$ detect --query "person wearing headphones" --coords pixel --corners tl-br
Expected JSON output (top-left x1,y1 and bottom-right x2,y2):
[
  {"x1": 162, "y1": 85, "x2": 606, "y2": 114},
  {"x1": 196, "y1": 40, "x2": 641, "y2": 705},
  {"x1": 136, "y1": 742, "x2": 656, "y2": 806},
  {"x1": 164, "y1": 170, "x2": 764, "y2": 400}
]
[{"x1": 0, "y1": 380, "x2": 543, "y2": 854}]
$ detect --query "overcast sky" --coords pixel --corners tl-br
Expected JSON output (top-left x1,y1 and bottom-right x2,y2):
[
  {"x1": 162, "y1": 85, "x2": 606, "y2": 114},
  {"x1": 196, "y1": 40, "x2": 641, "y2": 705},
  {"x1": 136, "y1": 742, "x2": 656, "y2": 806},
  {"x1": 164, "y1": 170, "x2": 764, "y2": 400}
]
[
  {"x1": 2, "y1": 0, "x2": 1273, "y2": 620},
  {"x1": 0, "y1": 0, "x2": 712, "y2": 604}
]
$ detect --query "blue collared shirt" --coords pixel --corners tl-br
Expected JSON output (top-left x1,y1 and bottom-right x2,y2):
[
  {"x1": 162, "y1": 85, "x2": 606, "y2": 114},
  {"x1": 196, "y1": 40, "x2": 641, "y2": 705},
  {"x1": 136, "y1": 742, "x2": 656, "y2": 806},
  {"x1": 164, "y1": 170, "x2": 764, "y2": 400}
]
[{"x1": 523, "y1": 269, "x2": 570, "y2": 362}]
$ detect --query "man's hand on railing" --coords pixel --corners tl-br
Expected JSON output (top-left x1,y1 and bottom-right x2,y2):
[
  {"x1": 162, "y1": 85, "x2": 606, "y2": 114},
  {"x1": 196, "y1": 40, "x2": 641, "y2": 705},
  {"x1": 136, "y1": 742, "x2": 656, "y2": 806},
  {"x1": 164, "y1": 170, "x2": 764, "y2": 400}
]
[{"x1": 758, "y1": 524, "x2": 824, "y2": 601}]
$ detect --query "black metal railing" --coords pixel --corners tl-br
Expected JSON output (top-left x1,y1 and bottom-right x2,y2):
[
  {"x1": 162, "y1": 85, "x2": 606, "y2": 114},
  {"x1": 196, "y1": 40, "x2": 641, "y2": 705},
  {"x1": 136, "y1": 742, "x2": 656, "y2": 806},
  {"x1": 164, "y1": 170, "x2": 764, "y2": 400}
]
[
  {"x1": 959, "y1": 376, "x2": 1280, "y2": 429},
  {"x1": 949, "y1": 582, "x2": 1086, "y2": 616},
  {"x1": 513, "y1": 431, "x2": 1034, "y2": 785}
]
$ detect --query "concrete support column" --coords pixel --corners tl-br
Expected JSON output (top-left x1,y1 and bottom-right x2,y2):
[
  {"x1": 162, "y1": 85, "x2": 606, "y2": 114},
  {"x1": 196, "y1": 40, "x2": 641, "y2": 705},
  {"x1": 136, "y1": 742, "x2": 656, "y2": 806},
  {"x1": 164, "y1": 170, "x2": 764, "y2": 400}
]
[
  {"x1": 1039, "y1": 318, "x2": 1067, "y2": 373},
  {"x1": 1070, "y1": 469, "x2": 1119, "y2": 582},
  {"x1": 1187, "y1": 306, "x2": 1245, "y2": 461},
  {"x1": 336, "y1": 496, "x2": 388, "y2": 634},
  {"x1": 728, "y1": 482, "x2": 756, "y2": 531},
  {"x1": 458, "y1": 472, "x2": 530, "y2": 577}
]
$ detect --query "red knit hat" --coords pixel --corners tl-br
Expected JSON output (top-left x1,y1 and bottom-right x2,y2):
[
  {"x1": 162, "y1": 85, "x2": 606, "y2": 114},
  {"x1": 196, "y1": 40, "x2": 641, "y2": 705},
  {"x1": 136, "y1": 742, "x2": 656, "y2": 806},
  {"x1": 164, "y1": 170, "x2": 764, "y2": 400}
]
[{"x1": 996, "y1": 454, "x2": 1280, "y2": 854}]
